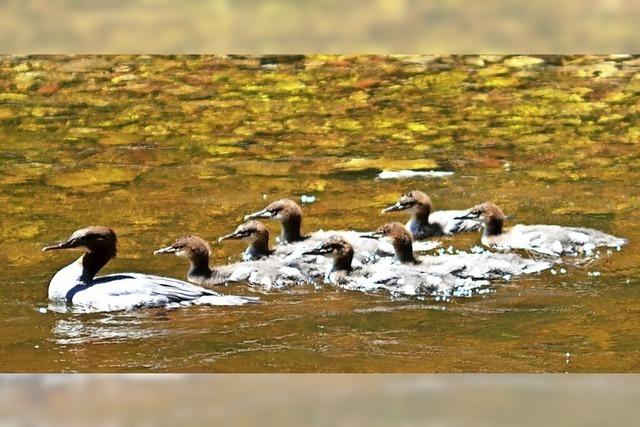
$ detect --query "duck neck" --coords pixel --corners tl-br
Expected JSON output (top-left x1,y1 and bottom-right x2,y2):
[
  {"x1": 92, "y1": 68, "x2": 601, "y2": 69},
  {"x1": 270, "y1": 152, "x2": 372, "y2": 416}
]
[
  {"x1": 393, "y1": 240, "x2": 416, "y2": 264},
  {"x1": 81, "y1": 247, "x2": 116, "y2": 281},
  {"x1": 484, "y1": 217, "x2": 504, "y2": 237},
  {"x1": 187, "y1": 252, "x2": 213, "y2": 283},
  {"x1": 248, "y1": 234, "x2": 271, "y2": 258},
  {"x1": 411, "y1": 206, "x2": 431, "y2": 228},
  {"x1": 332, "y1": 251, "x2": 353, "y2": 273},
  {"x1": 281, "y1": 214, "x2": 303, "y2": 243}
]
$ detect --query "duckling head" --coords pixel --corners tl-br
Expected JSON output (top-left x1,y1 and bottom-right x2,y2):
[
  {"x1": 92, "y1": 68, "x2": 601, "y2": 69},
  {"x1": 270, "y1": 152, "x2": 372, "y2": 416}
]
[
  {"x1": 455, "y1": 202, "x2": 505, "y2": 223},
  {"x1": 362, "y1": 222, "x2": 416, "y2": 263},
  {"x1": 244, "y1": 198, "x2": 303, "y2": 243},
  {"x1": 244, "y1": 199, "x2": 301, "y2": 222},
  {"x1": 455, "y1": 202, "x2": 506, "y2": 236},
  {"x1": 382, "y1": 190, "x2": 432, "y2": 217},
  {"x1": 218, "y1": 220, "x2": 271, "y2": 259},
  {"x1": 154, "y1": 236, "x2": 213, "y2": 283},
  {"x1": 154, "y1": 235, "x2": 211, "y2": 263},
  {"x1": 218, "y1": 220, "x2": 269, "y2": 243},
  {"x1": 303, "y1": 235, "x2": 354, "y2": 272}
]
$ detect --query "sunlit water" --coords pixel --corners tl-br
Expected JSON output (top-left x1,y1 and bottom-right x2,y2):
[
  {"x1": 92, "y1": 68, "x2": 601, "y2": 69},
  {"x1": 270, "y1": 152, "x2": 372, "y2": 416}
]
[{"x1": 1, "y1": 55, "x2": 639, "y2": 372}]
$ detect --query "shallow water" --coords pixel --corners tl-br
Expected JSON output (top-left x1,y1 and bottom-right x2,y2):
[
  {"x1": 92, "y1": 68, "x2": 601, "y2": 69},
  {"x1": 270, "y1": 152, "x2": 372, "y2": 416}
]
[{"x1": 1, "y1": 54, "x2": 639, "y2": 372}]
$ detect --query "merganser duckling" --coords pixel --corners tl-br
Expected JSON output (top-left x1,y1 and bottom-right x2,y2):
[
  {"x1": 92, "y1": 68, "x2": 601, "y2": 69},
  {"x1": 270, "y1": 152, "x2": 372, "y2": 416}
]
[
  {"x1": 455, "y1": 202, "x2": 629, "y2": 256},
  {"x1": 243, "y1": 198, "x2": 439, "y2": 261},
  {"x1": 154, "y1": 235, "x2": 230, "y2": 285},
  {"x1": 301, "y1": 235, "x2": 492, "y2": 297},
  {"x1": 42, "y1": 226, "x2": 257, "y2": 312},
  {"x1": 302, "y1": 235, "x2": 353, "y2": 285},
  {"x1": 216, "y1": 222, "x2": 377, "y2": 283},
  {"x1": 382, "y1": 190, "x2": 481, "y2": 239},
  {"x1": 244, "y1": 199, "x2": 305, "y2": 243},
  {"x1": 155, "y1": 235, "x2": 323, "y2": 290},
  {"x1": 361, "y1": 221, "x2": 551, "y2": 281},
  {"x1": 217, "y1": 220, "x2": 272, "y2": 260},
  {"x1": 362, "y1": 222, "x2": 418, "y2": 263}
]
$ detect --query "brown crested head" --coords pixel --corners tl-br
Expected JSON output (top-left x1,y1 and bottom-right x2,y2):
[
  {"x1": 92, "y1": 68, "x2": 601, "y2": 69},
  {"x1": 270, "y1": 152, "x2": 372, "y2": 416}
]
[
  {"x1": 372, "y1": 222, "x2": 413, "y2": 241},
  {"x1": 303, "y1": 235, "x2": 354, "y2": 271},
  {"x1": 362, "y1": 222, "x2": 415, "y2": 263},
  {"x1": 154, "y1": 235, "x2": 211, "y2": 261},
  {"x1": 382, "y1": 190, "x2": 432, "y2": 215},
  {"x1": 244, "y1": 198, "x2": 302, "y2": 222},
  {"x1": 303, "y1": 235, "x2": 353, "y2": 258},
  {"x1": 463, "y1": 202, "x2": 506, "y2": 222},
  {"x1": 218, "y1": 220, "x2": 269, "y2": 243},
  {"x1": 42, "y1": 226, "x2": 117, "y2": 255}
]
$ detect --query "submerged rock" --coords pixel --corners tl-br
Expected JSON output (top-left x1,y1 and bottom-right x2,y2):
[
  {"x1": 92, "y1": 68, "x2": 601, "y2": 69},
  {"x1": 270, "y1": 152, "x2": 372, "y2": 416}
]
[
  {"x1": 47, "y1": 166, "x2": 139, "y2": 188},
  {"x1": 504, "y1": 56, "x2": 544, "y2": 68}
]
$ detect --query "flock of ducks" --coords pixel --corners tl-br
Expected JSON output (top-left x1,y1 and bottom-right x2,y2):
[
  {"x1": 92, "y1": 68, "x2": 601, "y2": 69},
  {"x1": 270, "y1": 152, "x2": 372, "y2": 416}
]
[{"x1": 42, "y1": 190, "x2": 628, "y2": 312}]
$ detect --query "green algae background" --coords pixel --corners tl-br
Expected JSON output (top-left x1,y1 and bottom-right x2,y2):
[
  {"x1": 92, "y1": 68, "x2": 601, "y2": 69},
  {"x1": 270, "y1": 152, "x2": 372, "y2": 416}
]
[{"x1": 0, "y1": 55, "x2": 639, "y2": 372}]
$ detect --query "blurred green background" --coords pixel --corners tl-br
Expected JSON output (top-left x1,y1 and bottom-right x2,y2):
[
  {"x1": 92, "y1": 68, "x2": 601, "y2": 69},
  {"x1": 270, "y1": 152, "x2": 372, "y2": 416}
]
[{"x1": 1, "y1": 0, "x2": 639, "y2": 52}]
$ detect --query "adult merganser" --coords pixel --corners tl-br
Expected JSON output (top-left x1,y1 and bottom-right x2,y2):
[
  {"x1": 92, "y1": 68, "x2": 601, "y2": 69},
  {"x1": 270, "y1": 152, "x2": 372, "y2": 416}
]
[
  {"x1": 42, "y1": 226, "x2": 257, "y2": 312},
  {"x1": 455, "y1": 202, "x2": 629, "y2": 256},
  {"x1": 155, "y1": 235, "x2": 323, "y2": 290},
  {"x1": 217, "y1": 220, "x2": 272, "y2": 260},
  {"x1": 382, "y1": 190, "x2": 481, "y2": 239},
  {"x1": 243, "y1": 198, "x2": 439, "y2": 260}
]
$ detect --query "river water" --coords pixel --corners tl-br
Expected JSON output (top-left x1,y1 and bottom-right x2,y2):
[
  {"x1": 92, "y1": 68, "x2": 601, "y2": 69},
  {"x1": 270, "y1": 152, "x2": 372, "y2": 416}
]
[{"x1": 1, "y1": 55, "x2": 638, "y2": 371}]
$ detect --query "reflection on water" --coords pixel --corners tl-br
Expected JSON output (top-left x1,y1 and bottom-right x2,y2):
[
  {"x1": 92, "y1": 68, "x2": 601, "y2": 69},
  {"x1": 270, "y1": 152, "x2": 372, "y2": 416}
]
[
  {"x1": 51, "y1": 315, "x2": 168, "y2": 345},
  {"x1": 1, "y1": 55, "x2": 639, "y2": 372}
]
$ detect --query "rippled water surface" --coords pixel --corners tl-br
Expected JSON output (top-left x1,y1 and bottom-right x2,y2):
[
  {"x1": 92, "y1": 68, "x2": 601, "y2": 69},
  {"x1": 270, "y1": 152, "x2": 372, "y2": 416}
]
[{"x1": 1, "y1": 55, "x2": 639, "y2": 372}]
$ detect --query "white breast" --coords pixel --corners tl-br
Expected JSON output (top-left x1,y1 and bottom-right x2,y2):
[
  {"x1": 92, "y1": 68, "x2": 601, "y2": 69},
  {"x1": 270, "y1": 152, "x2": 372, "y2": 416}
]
[
  {"x1": 47, "y1": 258, "x2": 86, "y2": 300},
  {"x1": 47, "y1": 258, "x2": 258, "y2": 312}
]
